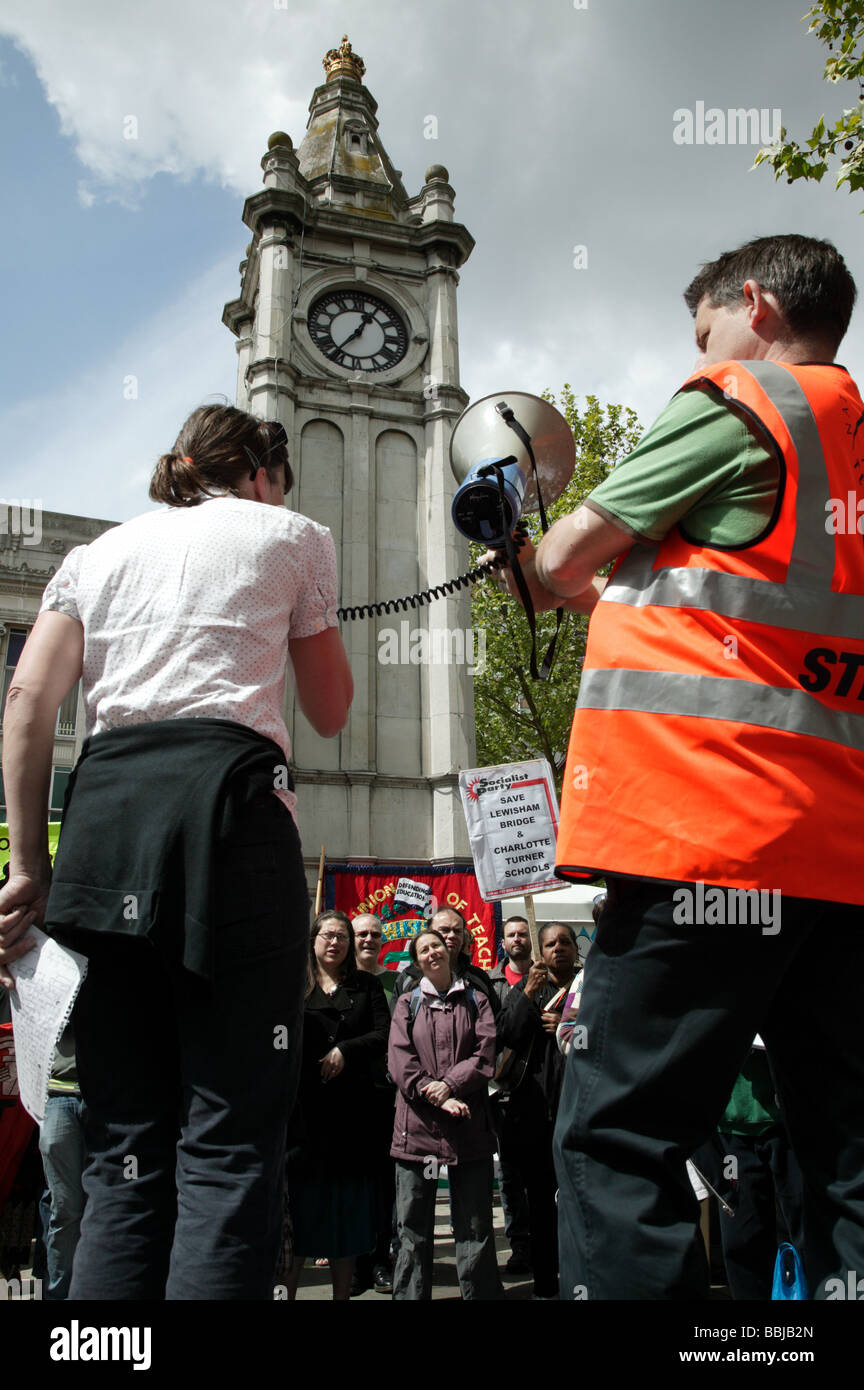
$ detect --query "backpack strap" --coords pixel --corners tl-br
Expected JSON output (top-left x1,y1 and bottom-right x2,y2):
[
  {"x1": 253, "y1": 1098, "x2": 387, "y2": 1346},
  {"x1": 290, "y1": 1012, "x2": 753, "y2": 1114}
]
[{"x1": 408, "y1": 982, "x2": 477, "y2": 1029}]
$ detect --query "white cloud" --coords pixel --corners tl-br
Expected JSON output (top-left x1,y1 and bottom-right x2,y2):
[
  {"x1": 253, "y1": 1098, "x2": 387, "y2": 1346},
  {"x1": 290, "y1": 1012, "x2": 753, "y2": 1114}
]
[
  {"x1": 462, "y1": 308, "x2": 690, "y2": 433},
  {"x1": 0, "y1": 0, "x2": 322, "y2": 199},
  {"x1": 2, "y1": 0, "x2": 862, "y2": 522},
  {"x1": 0, "y1": 256, "x2": 238, "y2": 521}
]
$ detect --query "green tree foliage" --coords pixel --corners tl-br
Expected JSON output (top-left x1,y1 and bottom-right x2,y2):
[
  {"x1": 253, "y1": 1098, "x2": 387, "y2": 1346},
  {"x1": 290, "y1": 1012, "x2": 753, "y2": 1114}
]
[
  {"x1": 470, "y1": 389, "x2": 642, "y2": 789},
  {"x1": 754, "y1": 1, "x2": 864, "y2": 202}
]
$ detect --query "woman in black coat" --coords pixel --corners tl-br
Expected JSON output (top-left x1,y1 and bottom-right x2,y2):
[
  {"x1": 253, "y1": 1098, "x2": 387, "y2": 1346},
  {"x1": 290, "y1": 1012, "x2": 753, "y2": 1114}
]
[{"x1": 284, "y1": 910, "x2": 389, "y2": 1300}]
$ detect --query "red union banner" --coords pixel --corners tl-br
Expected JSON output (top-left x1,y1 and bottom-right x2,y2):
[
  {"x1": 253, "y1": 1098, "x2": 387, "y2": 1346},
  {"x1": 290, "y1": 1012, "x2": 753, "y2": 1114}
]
[{"x1": 328, "y1": 866, "x2": 498, "y2": 973}]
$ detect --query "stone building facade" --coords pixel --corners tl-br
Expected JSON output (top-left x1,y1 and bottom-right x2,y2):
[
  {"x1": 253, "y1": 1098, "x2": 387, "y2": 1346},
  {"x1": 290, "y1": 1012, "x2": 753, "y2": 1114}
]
[{"x1": 0, "y1": 508, "x2": 116, "y2": 826}]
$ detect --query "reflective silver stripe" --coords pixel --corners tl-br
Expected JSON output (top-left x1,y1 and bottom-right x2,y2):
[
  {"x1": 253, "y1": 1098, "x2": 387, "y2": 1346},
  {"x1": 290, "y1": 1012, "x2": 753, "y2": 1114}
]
[
  {"x1": 578, "y1": 667, "x2": 864, "y2": 752},
  {"x1": 743, "y1": 361, "x2": 836, "y2": 578},
  {"x1": 600, "y1": 563, "x2": 864, "y2": 639},
  {"x1": 602, "y1": 362, "x2": 859, "y2": 633}
]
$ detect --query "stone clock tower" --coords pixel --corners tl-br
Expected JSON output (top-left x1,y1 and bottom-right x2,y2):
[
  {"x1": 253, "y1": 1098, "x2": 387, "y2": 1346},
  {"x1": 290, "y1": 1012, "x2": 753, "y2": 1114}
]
[{"x1": 222, "y1": 37, "x2": 477, "y2": 873}]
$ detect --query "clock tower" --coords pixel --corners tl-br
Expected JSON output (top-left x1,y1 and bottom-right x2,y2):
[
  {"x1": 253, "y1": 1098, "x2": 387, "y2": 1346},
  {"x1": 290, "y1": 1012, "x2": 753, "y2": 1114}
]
[{"x1": 222, "y1": 37, "x2": 477, "y2": 874}]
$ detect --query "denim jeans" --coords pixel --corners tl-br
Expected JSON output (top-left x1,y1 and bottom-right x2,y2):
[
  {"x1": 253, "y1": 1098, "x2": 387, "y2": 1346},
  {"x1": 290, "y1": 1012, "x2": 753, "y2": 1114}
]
[
  {"x1": 554, "y1": 877, "x2": 864, "y2": 1300},
  {"x1": 68, "y1": 798, "x2": 309, "y2": 1300},
  {"x1": 38, "y1": 1094, "x2": 87, "y2": 1300}
]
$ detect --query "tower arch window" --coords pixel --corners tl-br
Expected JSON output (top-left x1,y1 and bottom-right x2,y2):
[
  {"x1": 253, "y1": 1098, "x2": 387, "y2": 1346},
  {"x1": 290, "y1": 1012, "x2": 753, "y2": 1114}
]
[{"x1": 344, "y1": 125, "x2": 368, "y2": 156}]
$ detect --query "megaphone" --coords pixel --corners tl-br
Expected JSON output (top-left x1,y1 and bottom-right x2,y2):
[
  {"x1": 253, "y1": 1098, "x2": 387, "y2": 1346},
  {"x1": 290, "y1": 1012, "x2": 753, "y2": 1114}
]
[{"x1": 449, "y1": 392, "x2": 575, "y2": 545}]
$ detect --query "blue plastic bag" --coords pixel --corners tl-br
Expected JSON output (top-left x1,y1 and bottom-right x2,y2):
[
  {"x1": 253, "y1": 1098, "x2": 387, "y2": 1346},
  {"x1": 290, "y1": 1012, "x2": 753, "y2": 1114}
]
[{"x1": 772, "y1": 1242, "x2": 808, "y2": 1300}]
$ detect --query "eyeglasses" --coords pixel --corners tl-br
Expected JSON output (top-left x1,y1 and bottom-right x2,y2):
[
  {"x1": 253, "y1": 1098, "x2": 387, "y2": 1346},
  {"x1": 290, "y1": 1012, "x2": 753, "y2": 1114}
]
[
  {"x1": 356, "y1": 931, "x2": 382, "y2": 940},
  {"x1": 319, "y1": 931, "x2": 349, "y2": 944}
]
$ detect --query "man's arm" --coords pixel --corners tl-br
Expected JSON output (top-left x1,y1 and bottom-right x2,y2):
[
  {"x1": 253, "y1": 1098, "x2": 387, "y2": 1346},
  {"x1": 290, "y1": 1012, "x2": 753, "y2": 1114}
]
[
  {"x1": 533, "y1": 507, "x2": 634, "y2": 607},
  {"x1": 487, "y1": 509, "x2": 632, "y2": 617},
  {"x1": 495, "y1": 974, "x2": 546, "y2": 1050},
  {"x1": 497, "y1": 387, "x2": 779, "y2": 616}
]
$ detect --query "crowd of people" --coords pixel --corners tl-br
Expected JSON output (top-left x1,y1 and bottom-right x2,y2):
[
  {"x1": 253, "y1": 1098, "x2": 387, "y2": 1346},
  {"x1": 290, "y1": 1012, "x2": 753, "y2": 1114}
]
[
  {"x1": 257, "y1": 902, "x2": 583, "y2": 1300},
  {"x1": 1, "y1": 897, "x2": 806, "y2": 1301}
]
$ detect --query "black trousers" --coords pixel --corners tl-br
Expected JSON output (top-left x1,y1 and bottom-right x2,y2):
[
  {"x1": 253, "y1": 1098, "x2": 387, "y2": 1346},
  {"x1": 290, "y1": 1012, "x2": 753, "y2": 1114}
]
[
  {"x1": 68, "y1": 798, "x2": 309, "y2": 1300},
  {"x1": 694, "y1": 1128, "x2": 805, "y2": 1300},
  {"x1": 495, "y1": 1099, "x2": 559, "y2": 1296},
  {"x1": 553, "y1": 877, "x2": 864, "y2": 1300},
  {"x1": 355, "y1": 1085, "x2": 397, "y2": 1278}
]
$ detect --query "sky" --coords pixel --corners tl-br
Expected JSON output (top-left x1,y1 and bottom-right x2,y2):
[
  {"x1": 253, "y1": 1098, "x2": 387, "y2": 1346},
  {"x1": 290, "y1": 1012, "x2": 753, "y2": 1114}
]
[{"x1": 1, "y1": 0, "x2": 862, "y2": 523}]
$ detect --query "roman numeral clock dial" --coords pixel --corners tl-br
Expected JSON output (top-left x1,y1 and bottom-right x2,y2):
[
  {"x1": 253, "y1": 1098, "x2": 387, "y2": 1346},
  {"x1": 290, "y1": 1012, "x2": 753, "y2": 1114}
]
[{"x1": 308, "y1": 290, "x2": 408, "y2": 372}]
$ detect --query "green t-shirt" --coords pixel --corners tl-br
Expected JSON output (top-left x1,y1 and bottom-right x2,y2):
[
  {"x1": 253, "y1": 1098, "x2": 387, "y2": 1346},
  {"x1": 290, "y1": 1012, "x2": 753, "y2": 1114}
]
[{"x1": 585, "y1": 387, "x2": 780, "y2": 547}]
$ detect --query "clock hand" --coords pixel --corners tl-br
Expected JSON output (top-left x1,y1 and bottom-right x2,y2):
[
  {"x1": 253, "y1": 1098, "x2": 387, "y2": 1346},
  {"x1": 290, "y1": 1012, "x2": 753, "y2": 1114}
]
[{"x1": 337, "y1": 312, "x2": 375, "y2": 349}]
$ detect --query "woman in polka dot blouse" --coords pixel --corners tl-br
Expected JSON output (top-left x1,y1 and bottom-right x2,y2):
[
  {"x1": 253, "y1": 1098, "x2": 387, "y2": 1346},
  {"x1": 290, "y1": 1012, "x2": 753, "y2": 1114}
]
[{"x1": 0, "y1": 404, "x2": 353, "y2": 1299}]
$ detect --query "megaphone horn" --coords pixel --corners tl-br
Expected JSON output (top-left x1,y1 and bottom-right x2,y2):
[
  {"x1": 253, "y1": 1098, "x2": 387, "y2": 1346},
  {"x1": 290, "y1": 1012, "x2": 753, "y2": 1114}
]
[{"x1": 449, "y1": 392, "x2": 575, "y2": 545}]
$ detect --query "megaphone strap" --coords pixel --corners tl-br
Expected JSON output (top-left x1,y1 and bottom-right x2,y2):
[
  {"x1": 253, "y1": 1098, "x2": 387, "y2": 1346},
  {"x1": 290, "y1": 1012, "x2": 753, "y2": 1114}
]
[
  {"x1": 494, "y1": 467, "x2": 562, "y2": 682},
  {"x1": 494, "y1": 401, "x2": 551, "y2": 536}
]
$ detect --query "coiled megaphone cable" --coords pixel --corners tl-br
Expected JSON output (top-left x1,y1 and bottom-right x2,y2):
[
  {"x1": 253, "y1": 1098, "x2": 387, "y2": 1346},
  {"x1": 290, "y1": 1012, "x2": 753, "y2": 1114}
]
[{"x1": 336, "y1": 524, "x2": 529, "y2": 622}]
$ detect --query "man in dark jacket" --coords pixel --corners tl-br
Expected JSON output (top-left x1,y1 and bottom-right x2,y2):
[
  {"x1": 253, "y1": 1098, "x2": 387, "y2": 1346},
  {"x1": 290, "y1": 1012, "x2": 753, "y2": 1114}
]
[
  {"x1": 496, "y1": 922, "x2": 580, "y2": 1299},
  {"x1": 391, "y1": 907, "x2": 499, "y2": 1015},
  {"x1": 489, "y1": 915, "x2": 533, "y2": 1273}
]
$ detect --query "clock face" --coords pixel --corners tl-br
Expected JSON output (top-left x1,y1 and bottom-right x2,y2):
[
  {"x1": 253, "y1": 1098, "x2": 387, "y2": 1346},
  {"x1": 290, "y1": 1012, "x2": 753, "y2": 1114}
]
[{"x1": 308, "y1": 289, "x2": 409, "y2": 372}]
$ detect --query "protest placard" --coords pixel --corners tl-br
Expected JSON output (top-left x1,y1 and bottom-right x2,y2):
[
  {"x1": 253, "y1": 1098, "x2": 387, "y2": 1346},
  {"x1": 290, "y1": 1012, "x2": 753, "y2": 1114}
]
[{"x1": 458, "y1": 759, "x2": 561, "y2": 902}]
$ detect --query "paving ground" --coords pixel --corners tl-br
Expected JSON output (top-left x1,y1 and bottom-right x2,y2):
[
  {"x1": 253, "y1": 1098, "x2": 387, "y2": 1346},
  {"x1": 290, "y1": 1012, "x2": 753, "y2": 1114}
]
[
  {"x1": 12, "y1": 1182, "x2": 730, "y2": 1301},
  {"x1": 292, "y1": 1184, "x2": 533, "y2": 1300}
]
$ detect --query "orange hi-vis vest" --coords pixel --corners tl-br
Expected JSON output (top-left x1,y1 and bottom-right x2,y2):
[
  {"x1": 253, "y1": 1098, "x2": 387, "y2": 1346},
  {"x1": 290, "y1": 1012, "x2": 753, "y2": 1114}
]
[{"x1": 556, "y1": 359, "x2": 864, "y2": 904}]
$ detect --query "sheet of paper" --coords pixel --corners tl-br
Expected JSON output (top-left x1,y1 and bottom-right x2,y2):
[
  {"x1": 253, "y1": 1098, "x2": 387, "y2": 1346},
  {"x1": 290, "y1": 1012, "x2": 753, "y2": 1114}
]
[{"x1": 8, "y1": 927, "x2": 88, "y2": 1124}]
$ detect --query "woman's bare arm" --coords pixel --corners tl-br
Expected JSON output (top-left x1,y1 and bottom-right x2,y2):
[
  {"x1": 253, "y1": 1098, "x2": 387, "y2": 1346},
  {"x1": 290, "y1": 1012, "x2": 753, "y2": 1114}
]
[
  {"x1": 288, "y1": 627, "x2": 353, "y2": 738},
  {"x1": 0, "y1": 612, "x2": 84, "y2": 982}
]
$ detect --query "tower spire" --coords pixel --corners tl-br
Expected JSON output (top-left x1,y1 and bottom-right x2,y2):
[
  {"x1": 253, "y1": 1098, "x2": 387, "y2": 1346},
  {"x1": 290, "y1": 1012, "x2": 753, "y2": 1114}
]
[{"x1": 296, "y1": 35, "x2": 407, "y2": 218}]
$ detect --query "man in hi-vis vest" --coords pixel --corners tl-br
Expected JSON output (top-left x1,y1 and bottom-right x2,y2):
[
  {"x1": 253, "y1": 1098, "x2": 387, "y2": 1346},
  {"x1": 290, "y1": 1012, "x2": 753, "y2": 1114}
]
[{"x1": 501, "y1": 235, "x2": 864, "y2": 1299}]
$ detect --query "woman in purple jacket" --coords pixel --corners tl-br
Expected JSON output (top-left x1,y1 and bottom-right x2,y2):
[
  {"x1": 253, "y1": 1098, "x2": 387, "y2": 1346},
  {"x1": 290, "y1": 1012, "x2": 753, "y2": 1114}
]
[{"x1": 388, "y1": 928, "x2": 503, "y2": 1300}]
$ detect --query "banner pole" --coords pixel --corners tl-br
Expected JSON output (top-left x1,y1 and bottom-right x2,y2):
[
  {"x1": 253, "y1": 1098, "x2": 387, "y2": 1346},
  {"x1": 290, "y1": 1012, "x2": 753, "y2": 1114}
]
[
  {"x1": 314, "y1": 846, "x2": 326, "y2": 918},
  {"x1": 524, "y1": 892, "x2": 541, "y2": 960}
]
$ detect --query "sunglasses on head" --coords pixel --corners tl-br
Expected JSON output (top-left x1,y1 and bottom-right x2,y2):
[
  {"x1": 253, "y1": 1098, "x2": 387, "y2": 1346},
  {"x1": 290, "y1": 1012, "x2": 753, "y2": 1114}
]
[{"x1": 244, "y1": 421, "x2": 290, "y2": 493}]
